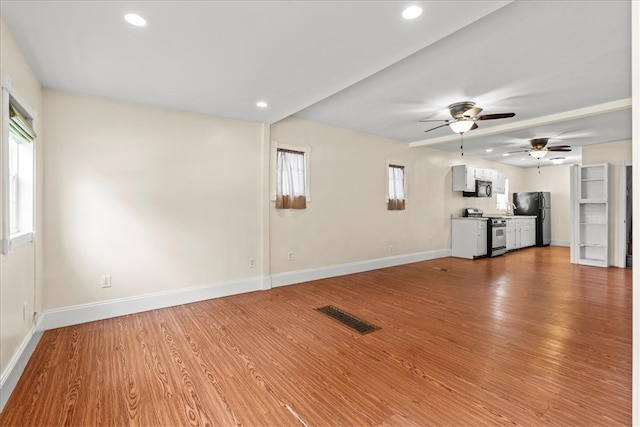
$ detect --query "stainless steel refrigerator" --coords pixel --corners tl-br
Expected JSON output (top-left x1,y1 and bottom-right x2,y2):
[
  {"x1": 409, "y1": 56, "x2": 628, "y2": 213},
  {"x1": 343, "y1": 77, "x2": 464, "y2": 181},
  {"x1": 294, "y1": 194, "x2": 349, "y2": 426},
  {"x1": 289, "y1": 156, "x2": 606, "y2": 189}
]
[{"x1": 513, "y1": 191, "x2": 551, "y2": 246}]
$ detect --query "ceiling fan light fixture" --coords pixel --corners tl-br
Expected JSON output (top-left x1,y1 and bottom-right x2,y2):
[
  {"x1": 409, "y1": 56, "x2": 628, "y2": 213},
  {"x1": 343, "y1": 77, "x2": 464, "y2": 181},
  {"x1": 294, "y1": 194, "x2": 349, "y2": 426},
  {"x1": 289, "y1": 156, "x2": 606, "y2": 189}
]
[
  {"x1": 530, "y1": 149, "x2": 548, "y2": 159},
  {"x1": 449, "y1": 120, "x2": 474, "y2": 134}
]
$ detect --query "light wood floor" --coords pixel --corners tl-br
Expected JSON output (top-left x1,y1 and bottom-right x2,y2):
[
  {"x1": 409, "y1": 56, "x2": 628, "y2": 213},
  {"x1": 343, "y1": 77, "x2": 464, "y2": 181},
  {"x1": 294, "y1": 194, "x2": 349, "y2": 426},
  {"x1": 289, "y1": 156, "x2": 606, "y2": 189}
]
[{"x1": 0, "y1": 246, "x2": 632, "y2": 426}]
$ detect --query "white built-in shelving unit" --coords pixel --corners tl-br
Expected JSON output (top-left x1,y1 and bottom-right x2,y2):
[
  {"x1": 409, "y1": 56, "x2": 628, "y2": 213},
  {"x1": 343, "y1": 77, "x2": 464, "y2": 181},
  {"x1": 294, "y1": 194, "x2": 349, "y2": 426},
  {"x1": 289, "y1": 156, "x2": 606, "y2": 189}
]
[{"x1": 576, "y1": 163, "x2": 610, "y2": 267}]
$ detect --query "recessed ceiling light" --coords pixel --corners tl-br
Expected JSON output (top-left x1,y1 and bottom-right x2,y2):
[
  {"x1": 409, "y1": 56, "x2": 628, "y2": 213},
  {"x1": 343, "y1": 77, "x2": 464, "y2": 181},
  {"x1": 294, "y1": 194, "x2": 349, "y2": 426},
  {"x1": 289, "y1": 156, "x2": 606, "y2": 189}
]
[
  {"x1": 124, "y1": 13, "x2": 147, "y2": 27},
  {"x1": 256, "y1": 101, "x2": 268, "y2": 108},
  {"x1": 402, "y1": 5, "x2": 422, "y2": 20},
  {"x1": 486, "y1": 148, "x2": 493, "y2": 153},
  {"x1": 503, "y1": 153, "x2": 510, "y2": 157}
]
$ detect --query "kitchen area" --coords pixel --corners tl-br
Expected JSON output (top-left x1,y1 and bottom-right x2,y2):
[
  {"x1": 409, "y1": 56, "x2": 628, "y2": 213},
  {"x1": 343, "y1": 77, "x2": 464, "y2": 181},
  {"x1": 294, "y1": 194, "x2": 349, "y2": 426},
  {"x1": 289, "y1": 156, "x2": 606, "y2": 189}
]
[{"x1": 450, "y1": 165, "x2": 551, "y2": 260}]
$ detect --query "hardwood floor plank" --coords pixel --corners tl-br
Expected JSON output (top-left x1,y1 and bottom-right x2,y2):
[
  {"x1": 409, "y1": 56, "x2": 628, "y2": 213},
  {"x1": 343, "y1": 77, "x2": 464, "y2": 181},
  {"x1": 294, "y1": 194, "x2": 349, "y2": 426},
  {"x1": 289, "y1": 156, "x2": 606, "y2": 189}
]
[{"x1": 0, "y1": 247, "x2": 631, "y2": 426}]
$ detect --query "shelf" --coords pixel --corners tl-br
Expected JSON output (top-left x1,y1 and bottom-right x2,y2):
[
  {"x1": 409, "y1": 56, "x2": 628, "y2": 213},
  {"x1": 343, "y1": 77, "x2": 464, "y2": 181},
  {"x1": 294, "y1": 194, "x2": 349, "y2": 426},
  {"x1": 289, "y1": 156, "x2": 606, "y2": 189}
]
[
  {"x1": 579, "y1": 243, "x2": 607, "y2": 248},
  {"x1": 580, "y1": 222, "x2": 606, "y2": 226},
  {"x1": 580, "y1": 178, "x2": 604, "y2": 182},
  {"x1": 579, "y1": 199, "x2": 607, "y2": 204}
]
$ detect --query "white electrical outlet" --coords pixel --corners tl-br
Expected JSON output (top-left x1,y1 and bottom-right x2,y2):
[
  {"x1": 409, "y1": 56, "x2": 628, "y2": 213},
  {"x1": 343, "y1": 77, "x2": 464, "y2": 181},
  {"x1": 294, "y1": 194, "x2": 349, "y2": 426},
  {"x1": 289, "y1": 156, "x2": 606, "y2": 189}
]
[
  {"x1": 101, "y1": 275, "x2": 111, "y2": 288},
  {"x1": 249, "y1": 257, "x2": 256, "y2": 268},
  {"x1": 287, "y1": 251, "x2": 294, "y2": 261},
  {"x1": 388, "y1": 244, "x2": 394, "y2": 253}
]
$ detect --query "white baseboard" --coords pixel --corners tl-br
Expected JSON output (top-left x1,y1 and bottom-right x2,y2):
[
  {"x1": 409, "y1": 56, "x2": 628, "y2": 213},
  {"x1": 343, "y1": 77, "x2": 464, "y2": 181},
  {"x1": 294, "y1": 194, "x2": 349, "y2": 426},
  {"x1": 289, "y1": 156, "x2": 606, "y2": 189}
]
[
  {"x1": 42, "y1": 276, "x2": 265, "y2": 330},
  {"x1": 0, "y1": 250, "x2": 450, "y2": 411},
  {"x1": 0, "y1": 316, "x2": 44, "y2": 411},
  {"x1": 551, "y1": 240, "x2": 570, "y2": 247},
  {"x1": 271, "y1": 249, "x2": 450, "y2": 288}
]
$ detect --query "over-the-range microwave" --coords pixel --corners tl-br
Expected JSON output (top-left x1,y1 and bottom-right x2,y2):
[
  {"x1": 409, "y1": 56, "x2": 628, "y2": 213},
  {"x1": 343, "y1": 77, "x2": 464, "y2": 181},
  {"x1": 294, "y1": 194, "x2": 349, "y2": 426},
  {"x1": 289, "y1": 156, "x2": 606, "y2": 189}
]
[{"x1": 463, "y1": 179, "x2": 492, "y2": 198}]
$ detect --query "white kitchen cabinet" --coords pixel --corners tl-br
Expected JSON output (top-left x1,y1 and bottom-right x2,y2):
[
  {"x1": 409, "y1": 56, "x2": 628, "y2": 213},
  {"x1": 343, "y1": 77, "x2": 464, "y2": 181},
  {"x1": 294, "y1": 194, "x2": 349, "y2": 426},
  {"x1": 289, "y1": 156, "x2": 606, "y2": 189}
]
[
  {"x1": 575, "y1": 163, "x2": 610, "y2": 267},
  {"x1": 452, "y1": 165, "x2": 476, "y2": 192},
  {"x1": 474, "y1": 168, "x2": 492, "y2": 181},
  {"x1": 522, "y1": 221, "x2": 535, "y2": 247},
  {"x1": 506, "y1": 225, "x2": 516, "y2": 250},
  {"x1": 451, "y1": 218, "x2": 487, "y2": 259},
  {"x1": 452, "y1": 165, "x2": 506, "y2": 195},
  {"x1": 506, "y1": 217, "x2": 536, "y2": 250}
]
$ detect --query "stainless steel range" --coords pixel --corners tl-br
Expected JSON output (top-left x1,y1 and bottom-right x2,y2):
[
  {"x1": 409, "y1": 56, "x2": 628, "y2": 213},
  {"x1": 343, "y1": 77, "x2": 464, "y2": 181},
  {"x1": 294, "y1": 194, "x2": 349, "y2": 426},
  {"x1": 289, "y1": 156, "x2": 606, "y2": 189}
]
[{"x1": 487, "y1": 218, "x2": 507, "y2": 257}]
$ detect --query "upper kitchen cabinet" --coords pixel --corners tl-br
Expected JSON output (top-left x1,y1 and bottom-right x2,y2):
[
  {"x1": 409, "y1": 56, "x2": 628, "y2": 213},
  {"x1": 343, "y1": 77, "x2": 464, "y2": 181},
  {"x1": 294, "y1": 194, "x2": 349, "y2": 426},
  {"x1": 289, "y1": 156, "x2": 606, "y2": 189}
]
[
  {"x1": 474, "y1": 168, "x2": 492, "y2": 181},
  {"x1": 572, "y1": 163, "x2": 610, "y2": 267},
  {"x1": 452, "y1": 165, "x2": 476, "y2": 192},
  {"x1": 452, "y1": 165, "x2": 505, "y2": 194}
]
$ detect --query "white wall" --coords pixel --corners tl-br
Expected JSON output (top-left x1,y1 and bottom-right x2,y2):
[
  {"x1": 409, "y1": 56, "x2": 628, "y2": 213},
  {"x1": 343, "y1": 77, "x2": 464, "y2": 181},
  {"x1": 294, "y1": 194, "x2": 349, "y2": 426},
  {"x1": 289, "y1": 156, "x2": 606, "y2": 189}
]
[
  {"x1": 42, "y1": 90, "x2": 266, "y2": 309},
  {"x1": 0, "y1": 20, "x2": 44, "y2": 390}
]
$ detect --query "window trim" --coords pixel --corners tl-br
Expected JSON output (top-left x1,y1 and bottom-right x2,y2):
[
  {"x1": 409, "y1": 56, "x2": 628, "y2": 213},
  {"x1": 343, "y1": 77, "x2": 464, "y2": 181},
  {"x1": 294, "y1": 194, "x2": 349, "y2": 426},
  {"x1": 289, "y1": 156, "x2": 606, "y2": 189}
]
[
  {"x1": 2, "y1": 75, "x2": 37, "y2": 254},
  {"x1": 386, "y1": 160, "x2": 407, "y2": 205},
  {"x1": 270, "y1": 141, "x2": 311, "y2": 203}
]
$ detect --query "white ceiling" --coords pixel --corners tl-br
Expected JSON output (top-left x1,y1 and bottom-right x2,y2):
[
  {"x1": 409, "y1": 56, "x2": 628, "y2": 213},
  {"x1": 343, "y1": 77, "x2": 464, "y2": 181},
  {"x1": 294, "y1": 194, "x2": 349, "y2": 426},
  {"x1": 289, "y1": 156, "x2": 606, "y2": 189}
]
[{"x1": 1, "y1": 1, "x2": 632, "y2": 168}]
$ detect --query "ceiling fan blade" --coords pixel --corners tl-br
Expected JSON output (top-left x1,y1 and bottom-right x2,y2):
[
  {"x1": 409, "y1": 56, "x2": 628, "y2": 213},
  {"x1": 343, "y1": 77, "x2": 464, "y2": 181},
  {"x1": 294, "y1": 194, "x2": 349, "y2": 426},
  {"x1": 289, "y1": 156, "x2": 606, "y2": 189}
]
[
  {"x1": 548, "y1": 145, "x2": 571, "y2": 149},
  {"x1": 548, "y1": 146, "x2": 572, "y2": 152},
  {"x1": 470, "y1": 123, "x2": 479, "y2": 131},
  {"x1": 477, "y1": 113, "x2": 516, "y2": 120},
  {"x1": 423, "y1": 123, "x2": 449, "y2": 133},
  {"x1": 418, "y1": 118, "x2": 448, "y2": 122},
  {"x1": 508, "y1": 149, "x2": 529, "y2": 154}
]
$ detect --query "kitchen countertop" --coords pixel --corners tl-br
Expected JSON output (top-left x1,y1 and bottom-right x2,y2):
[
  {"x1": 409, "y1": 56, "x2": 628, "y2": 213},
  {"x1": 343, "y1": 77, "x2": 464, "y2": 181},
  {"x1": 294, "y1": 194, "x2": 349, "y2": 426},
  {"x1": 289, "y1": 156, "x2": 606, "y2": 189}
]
[
  {"x1": 451, "y1": 216, "x2": 488, "y2": 221},
  {"x1": 486, "y1": 214, "x2": 537, "y2": 219},
  {"x1": 451, "y1": 215, "x2": 537, "y2": 220}
]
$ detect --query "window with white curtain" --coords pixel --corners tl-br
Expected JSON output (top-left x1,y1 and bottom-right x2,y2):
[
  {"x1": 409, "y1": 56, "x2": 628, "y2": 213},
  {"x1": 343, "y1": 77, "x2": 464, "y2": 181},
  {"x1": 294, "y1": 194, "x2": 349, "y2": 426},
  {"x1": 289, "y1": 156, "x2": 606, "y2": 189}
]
[
  {"x1": 2, "y1": 91, "x2": 36, "y2": 253},
  {"x1": 271, "y1": 142, "x2": 310, "y2": 209},
  {"x1": 387, "y1": 163, "x2": 406, "y2": 210}
]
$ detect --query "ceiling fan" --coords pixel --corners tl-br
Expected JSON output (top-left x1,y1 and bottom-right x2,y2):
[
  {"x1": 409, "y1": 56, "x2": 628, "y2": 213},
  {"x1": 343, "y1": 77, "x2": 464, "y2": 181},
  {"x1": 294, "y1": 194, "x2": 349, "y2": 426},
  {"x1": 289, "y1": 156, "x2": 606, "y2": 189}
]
[
  {"x1": 512, "y1": 138, "x2": 572, "y2": 159},
  {"x1": 420, "y1": 101, "x2": 516, "y2": 134}
]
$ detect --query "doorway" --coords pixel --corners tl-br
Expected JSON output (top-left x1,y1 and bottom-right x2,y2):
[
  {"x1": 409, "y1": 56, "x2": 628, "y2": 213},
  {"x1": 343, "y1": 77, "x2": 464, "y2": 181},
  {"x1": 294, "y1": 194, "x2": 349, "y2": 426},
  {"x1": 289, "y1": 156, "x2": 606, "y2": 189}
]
[{"x1": 618, "y1": 163, "x2": 633, "y2": 268}]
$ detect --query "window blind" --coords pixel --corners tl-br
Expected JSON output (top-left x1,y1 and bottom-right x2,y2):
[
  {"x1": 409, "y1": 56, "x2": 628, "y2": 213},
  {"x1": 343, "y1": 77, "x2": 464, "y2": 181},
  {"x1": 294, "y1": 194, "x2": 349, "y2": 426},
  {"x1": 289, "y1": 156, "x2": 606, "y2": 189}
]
[{"x1": 9, "y1": 104, "x2": 36, "y2": 143}]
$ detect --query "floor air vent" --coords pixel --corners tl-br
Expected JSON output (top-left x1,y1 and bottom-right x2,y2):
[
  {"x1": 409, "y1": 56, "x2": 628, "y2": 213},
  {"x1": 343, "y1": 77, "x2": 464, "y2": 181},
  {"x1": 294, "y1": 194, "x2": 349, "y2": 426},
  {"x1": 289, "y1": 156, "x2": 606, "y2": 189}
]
[{"x1": 315, "y1": 305, "x2": 380, "y2": 335}]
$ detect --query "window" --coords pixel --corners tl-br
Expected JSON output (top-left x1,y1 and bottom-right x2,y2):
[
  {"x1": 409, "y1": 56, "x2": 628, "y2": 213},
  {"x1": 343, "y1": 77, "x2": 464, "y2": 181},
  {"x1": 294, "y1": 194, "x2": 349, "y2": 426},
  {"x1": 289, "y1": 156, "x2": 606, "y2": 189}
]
[
  {"x1": 496, "y1": 178, "x2": 510, "y2": 212},
  {"x1": 2, "y1": 88, "x2": 36, "y2": 253},
  {"x1": 271, "y1": 142, "x2": 310, "y2": 209},
  {"x1": 387, "y1": 163, "x2": 405, "y2": 210}
]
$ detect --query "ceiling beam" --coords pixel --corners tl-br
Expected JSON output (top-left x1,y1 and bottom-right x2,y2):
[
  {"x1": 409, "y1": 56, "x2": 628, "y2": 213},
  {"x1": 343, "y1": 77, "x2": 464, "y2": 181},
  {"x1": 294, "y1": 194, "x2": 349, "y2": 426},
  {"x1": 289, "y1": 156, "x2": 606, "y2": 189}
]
[{"x1": 409, "y1": 98, "x2": 632, "y2": 148}]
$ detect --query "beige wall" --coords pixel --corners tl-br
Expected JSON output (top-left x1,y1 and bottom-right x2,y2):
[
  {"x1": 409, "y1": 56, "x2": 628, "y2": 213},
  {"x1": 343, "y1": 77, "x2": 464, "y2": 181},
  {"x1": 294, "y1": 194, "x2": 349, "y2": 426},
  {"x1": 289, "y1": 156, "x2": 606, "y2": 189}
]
[
  {"x1": 269, "y1": 117, "x2": 528, "y2": 274},
  {"x1": 582, "y1": 140, "x2": 632, "y2": 266},
  {"x1": 519, "y1": 165, "x2": 572, "y2": 245},
  {"x1": 0, "y1": 20, "x2": 44, "y2": 380},
  {"x1": 42, "y1": 90, "x2": 266, "y2": 309}
]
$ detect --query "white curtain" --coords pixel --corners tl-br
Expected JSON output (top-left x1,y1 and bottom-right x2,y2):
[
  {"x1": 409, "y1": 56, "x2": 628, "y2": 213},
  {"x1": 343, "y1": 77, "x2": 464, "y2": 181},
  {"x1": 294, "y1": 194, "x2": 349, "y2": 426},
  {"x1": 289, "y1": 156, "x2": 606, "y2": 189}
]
[
  {"x1": 388, "y1": 165, "x2": 405, "y2": 210},
  {"x1": 276, "y1": 149, "x2": 306, "y2": 209}
]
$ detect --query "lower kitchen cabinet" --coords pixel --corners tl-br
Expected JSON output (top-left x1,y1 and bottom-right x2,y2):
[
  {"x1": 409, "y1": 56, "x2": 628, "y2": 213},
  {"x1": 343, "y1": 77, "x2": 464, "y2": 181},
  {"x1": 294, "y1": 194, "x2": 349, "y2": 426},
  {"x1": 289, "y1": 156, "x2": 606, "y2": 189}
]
[
  {"x1": 506, "y1": 226, "x2": 516, "y2": 250},
  {"x1": 451, "y1": 218, "x2": 487, "y2": 259},
  {"x1": 506, "y1": 218, "x2": 536, "y2": 251}
]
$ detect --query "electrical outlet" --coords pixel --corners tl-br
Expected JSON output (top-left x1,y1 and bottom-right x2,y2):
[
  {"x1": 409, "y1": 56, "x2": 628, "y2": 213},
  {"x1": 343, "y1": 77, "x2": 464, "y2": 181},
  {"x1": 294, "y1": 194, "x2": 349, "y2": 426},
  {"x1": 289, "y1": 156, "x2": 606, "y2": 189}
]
[
  {"x1": 287, "y1": 251, "x2": 294, "y2": 261},
  {"x1": 101, "y1": 275, "x2": 111, "y2": 288},
  {"x1": 388, "y1": 244, "x2": 394, "y2": 253},
  {"x1": 249, "y1": 257, "x2": 256, "y2": 268}
]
